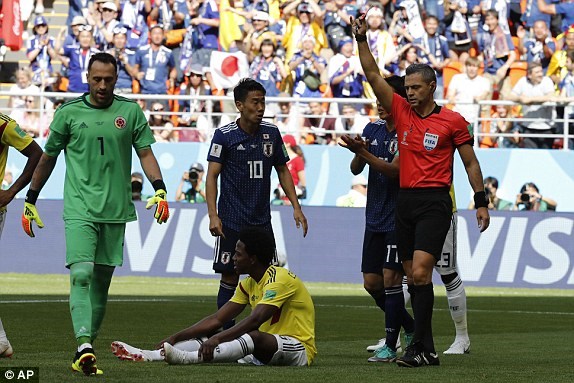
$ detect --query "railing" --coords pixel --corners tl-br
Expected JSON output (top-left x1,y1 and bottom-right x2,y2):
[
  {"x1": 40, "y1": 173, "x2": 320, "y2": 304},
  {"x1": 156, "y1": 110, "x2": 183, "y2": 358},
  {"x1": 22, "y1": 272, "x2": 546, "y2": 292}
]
[{"x1": 1, "y1": 91, "x2": 572, "y2": 150}]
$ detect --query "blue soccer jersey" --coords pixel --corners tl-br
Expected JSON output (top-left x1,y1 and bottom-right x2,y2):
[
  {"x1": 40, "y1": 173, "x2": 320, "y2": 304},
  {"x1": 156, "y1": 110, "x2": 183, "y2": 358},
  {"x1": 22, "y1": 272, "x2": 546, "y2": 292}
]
[
  {"x1": 207, "y1": 120, "x2": 289, "y2": 231},
  {"x1": 362, "y1": 119, "x2": 399, "y2": 233}
]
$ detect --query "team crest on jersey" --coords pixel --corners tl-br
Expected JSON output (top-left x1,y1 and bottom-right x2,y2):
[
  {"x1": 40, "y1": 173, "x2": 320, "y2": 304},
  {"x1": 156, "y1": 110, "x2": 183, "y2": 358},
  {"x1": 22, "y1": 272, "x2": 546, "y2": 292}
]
[
  {"x1": 263, "y1": 142, "x2": 273, "y2": 157},
  {"x1": 389, "y1": 137, "x2": 398, "y2": 155},
  {"x1": 263, "y1": 134, "x2": 270, "y2": 139},
  {"x1": 424, "y1": 131, "x2": 439, "y2": 151},
  {"x1": 114, "y1": 116, "x2": 126, "y2": 130},
  {"x1": 221, "y1": 252, "x2": 231, "y2": 264}
]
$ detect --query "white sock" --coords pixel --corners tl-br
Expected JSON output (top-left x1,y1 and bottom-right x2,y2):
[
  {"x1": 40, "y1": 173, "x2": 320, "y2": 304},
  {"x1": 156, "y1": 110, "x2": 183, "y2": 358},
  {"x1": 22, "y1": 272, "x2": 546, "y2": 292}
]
[
  {"x1": 211, "y1": 334, "x2": 255, "y2": 363},
  {"x1": 445, "y1": 275, "x2": 469, "y2": 340},
  {"x1": 0, "y1": 318, "x2": 7, "y2": 342},
  {"x1": 402, "y1": 277, "x2": 411, "y2": 306},
  {"x1": 78, "y1": 343, "x2": 93, "y2": 352},
  {"x1": 175, "y1": 338, "x2": 205, "y2": 352}
]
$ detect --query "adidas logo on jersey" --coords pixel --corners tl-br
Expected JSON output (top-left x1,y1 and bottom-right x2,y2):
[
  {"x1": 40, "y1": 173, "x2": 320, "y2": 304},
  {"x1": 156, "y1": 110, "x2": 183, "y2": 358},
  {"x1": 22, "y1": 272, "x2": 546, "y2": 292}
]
[
  {"x1": 237, "y1": 144, "x2": 246, "y2": 150},
  {"x1": 371, "y1": 139, "x2": 378, "y2": 146},
  {"x1": 79, "y1": 122, "x2": 88, "y2": 129}
]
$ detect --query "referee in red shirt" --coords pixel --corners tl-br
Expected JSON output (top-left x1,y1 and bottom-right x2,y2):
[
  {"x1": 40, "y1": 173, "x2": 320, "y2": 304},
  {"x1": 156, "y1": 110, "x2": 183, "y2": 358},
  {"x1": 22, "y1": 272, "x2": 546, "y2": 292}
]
[{"x1": 352, "y1": 15, "x2": 490, "y2": 368}]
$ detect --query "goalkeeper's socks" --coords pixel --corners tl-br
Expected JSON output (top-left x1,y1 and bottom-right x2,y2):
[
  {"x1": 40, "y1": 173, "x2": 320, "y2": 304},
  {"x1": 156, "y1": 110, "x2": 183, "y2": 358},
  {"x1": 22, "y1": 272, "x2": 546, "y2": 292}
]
[
  {"x1": 217, "y1": 281, "x2": 237, "y2": 329},
  {"x1": 70, "y1": 262, "x2": 95, "y2": 344},
  {"x1": 444, "y1": 274, "x2": 469, "y2": 339},
  {"x1": 367, "y1": 288, "x2": 386, "y2": 312},
  {"x1": 78, "y1": 343, "x2": 93, "y2": 353},
  {"x1": 384, "y1": 285, "x2": 403, "y2": 351}
]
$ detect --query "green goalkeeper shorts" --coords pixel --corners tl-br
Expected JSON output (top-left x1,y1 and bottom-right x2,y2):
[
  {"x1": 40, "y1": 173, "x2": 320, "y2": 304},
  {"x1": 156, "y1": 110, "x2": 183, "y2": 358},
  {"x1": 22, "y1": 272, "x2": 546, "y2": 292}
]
[{"x1": 65, "y1": 219, "x2": 126, "y2": 267}]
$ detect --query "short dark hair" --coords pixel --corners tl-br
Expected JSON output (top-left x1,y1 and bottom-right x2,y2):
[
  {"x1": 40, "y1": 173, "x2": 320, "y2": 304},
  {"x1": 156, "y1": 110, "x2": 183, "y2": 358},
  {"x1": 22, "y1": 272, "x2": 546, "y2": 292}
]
[
  {"x1": 520, "y1": 182, "x2": 539, "y2": 194},
  {"x1": 234, "y1": 78, "x2": 266, "y2": 103},
  {"x1": 425, "y1": 15, "x2": 439, "y2": 23},
  {"x1": 238, "y1": 226, "x2": 276, "y2": 266},
  {"x1": 485, "y1": 9, "x2": 498, "y2": 19},
  {"x1": 527, "y1": 61, "x2": 543, "y2": 74},
  {"x1": 405, "y1": 63, "x2": 437, "y2": 84},
  {"x1": 88, "y1": 52, "x2": 118, "y2": 73},
  {"x1": 484, "y1": 176, "x2": 499, "y2": 189}
]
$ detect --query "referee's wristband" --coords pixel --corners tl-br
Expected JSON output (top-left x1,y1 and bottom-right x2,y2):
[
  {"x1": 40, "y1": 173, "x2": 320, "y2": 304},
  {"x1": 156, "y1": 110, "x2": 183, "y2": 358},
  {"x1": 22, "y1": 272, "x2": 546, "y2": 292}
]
[
  {"x1": 152, "y1": 180, "x2": 167, "y2": 193},
  {"x1": 26, "y1": 189, "x2": 39, "y2": 205},
  {"x1": 355, "y1": 34, "x2": 367, "y2": 42},
  {"x1": 474, "y1": 191, "x2": 488, "y2": 209}
]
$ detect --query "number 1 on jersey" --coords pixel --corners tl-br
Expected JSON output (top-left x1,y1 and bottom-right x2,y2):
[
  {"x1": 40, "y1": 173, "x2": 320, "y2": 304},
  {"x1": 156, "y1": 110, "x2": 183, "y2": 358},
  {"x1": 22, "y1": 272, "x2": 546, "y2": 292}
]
[
  {"x1": 248, "y1": 160, "x2": 263, "y2": 179},
  {"x1": 97, "y1": 137, "x2": 104, "y2": 155}
]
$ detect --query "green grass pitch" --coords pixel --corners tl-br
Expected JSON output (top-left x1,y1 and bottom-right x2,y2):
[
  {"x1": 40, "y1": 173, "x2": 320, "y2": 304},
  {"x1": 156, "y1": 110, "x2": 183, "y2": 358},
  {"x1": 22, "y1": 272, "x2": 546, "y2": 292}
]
[{"x1": 1, "y1": 274, "x2": 573, "y2": 383}]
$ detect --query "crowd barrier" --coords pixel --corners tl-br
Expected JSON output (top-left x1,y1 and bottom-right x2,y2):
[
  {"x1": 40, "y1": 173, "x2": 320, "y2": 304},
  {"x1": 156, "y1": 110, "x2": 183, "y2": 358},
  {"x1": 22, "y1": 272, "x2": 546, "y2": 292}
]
[{"x1": 2, "y1": 202, "x2": 573, "y2": 289}]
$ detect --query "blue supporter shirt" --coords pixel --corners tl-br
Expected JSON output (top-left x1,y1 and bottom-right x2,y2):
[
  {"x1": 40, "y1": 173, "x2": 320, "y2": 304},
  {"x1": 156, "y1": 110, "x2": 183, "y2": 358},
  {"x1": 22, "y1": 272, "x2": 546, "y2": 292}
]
[
  {"x1": 196, "y1": 0, "x2": 219, "y2": 50},
  {"x1": 524, "y1": 38, "x2": 555, "y2": 71},
  {"x1": 249, "y1": 56, "x2": 282, "y2": 97},
  {"x1": 135, "y1": 45, "x2": 175, "y2": 94},
  {"x1": 555, "y1": 3, "x2": 574, "y2": 32},
  {"x1": 207, "y1": 120, "x2": 289, "y2": 232},
  {"x1": 522, "y1": 0, "x2": 557, "y2": 29},
  {"x1": 477, "y1": 31, "x2": 515, "y2": 75},
  {"x1": 63, "y1": 46, "x2": 99, "y2": 93},
  {"x1": 413, "y1": 34, "x2": 450, "y2": 78},
  {"x1": 116, "y1": 49, "x2": 136, "y2": 89},
  {"x1": 26, "y1": 35, "x2": 55, "y2": 74},
  {"x1": 361, "y1": 120, "x2": 399, "y2": 233}
]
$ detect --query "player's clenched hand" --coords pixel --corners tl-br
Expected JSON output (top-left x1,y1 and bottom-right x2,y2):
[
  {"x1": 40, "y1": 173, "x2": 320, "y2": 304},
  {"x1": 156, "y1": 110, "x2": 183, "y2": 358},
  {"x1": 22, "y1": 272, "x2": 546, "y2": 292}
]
[
  {"x1": 209, "y1": 215, "x2": 225, "y2": 238},
  {"x1": 146, "y1": 189, "x2": 170, "y2": 224},
  {"x1": 476, "y1": 207, "x2": 490, "y2": 233},
  {"x1": 198, "y1": 337, "x2": 220, "y2": 362},
  {"x1": 22, "y1": 202, "x2": 44, "y2": 237},
  {"x1": 294, "y1": 208, "x2": 308, "y2": 238}
]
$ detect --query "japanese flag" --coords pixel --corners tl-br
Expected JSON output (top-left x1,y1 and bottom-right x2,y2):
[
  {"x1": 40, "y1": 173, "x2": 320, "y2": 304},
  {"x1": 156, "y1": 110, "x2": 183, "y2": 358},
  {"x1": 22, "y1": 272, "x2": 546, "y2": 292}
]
[{"x1": 209, "y1": 51, "x2": 250, "y2": 90}]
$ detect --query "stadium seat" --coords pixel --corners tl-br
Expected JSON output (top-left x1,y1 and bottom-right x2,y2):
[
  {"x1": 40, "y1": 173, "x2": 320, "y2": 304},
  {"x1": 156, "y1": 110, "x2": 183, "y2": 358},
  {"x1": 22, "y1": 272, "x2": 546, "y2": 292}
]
[
  {"x1": 509, "y1": 61, "x2": 527, "y2": 88},
  {"x1": 443, "y1": 61, "x2": 464, "y2": 99},
  {"x1": 511, "y1": 36, "x2": 521, "y2": 60}
]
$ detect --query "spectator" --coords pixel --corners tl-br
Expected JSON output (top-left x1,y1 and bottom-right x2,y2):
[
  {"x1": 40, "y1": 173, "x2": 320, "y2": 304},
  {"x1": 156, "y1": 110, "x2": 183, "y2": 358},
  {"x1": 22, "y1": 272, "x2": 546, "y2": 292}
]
[
  {"x1": 388, "y1": 2, "x2": 419, "y2": 48},
  {"x1": 150, "y1": 0, "x2": 186, "y2": 29},
  {"x1": 273, "y1": 94, "x2": 303, "y2": 136},
  {"x1": 188, "y1": 0, "x2": 220, "y2": 90},
  {"x1": 8, "y1": 69, "x2": 40, "y2": 113},
  {"x1": 514, "y1": 182, "x2": 557, "y2": 211},
  {"x1": 413, "y1": 15, "x2": 451, "y2": 98},
  {"x1": 27, "y1": 15, "x2": 58, "y2": 86},
  {"x1": 507, "y1": 62, "x2": 556, "y2": 149},
  {"x1": 322, "y1": 0, "x2": 356, "y2": 53},
  {"x1": 328, "y1": 36, "x2": 365, "y2": 109},
  {"x1": 517, "y1": 20, "x2": 555, "y2": 73},
  {"x1": 18, "y1": 97, "x2": 49, "y2": 138},
  {"x1": 336, "y1": 174, "x2": 368, "y2": 207},
  {"x1": 149, "y1": 102, "x2": 176, "y2": 142},
  {"x1": 481, "y1": 0, "x2": 510, "y2": 35},
  {"x1": 178, "y1": 64, "x2": 210, "y2": 142},
  {"x1": 302, "y1": 101, "x2": 337, "y2": 145},
  {"x1": 289, "y1": 35, "x2": 327, "y2": 99},
  {"x1": 93, "y1": 2, "x2": 120, "y2": 51},
  {"x1": 282, "y1": 0, "x2": 328, "y2": 62},
  {"x1": 484, "y1": 104, "x2": 521, "y2": 148},
  {"x1": 547, "y1": 28, "x2": 574, "y2": 87},
  {"x1": 396, "y1": 44, "x2": 419, "y2": 76},
  {"x1": 60, "y1": 25, "x2": 100, "y2": 93},
  {"x1": 446, "y1": 56, "x2": 491, "y2": 127},
  {"x1": 175, "y1": 163, "x2": 206, "y2": 203},
  {"x1": 536, "y1": 0, "x2": 574, "y2": 35},
  {"x1": 107, "y1": 27, "x2": 138, "y2": 94},
  {"x1": 120, "y1": 0, "x2": 151, "y2": 50},
  {"x1": 558, "y1": 50, "x2": 574, "y2": 149},
  {"x1": 477, "y1": 9, "x2": 516, "y2": 99},
  {"x1": 282, "y1": 134, "x2": 306, "y2": 201},
  {"x1": 249, "y1": 38, "x2": 286, "y2": 100},
  {"x1": 131, "y1": 172, "x2": 144, "y2": 201},
  {"x1": 334, "y1": 103, "x2": 371, "y2": 135},
  {"x1": 522, "y1": 0, "x2": 551, "y2": 33},
  {"x1": 57, "y1": 15, "x2": 88, "y2": 51},
  {"x1": 244, "y1": 11, "x2": 277, "y2": 62},
  {"x1": 135, "y1": 25, "x2": 176, "y2": 107},
  {"x1": 468, "y1": 176, "x2": 513, "y2": 210},
  {"x1": 443, "y1": 0, "x2": 473, "y2": 63},
  {"x1": 360, "y1": 6, "x2": 397, "y2": 78}
]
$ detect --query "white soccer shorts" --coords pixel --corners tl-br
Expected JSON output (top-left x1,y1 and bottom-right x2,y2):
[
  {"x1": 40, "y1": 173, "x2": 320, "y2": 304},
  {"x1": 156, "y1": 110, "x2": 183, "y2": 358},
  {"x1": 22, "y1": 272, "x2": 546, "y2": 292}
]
[{"x1": 434, "y1": 212, "x2": 459, "y2": 276}]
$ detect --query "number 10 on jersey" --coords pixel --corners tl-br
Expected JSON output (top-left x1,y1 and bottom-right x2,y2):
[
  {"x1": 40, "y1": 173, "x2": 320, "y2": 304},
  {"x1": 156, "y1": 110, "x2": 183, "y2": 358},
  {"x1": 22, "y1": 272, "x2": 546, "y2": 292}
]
[{"x1": 248, "y1": 160, "x2": 263, "y2": 179}]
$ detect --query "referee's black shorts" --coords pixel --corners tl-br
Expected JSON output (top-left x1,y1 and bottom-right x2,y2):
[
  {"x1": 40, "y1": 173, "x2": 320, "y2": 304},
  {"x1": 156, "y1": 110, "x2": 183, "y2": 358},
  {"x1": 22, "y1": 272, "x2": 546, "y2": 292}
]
[{"x1": 396, "y1": 187, "x2": 452, "y2": 262}]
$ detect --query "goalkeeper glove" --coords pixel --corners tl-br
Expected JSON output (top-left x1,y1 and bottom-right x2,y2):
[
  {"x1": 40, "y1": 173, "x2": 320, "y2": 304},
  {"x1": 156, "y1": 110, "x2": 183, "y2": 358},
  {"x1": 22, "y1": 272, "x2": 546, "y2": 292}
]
[
  {"x1": 146, "y1": 189, "x2": 169, "y2": 224},
  {"x1": 22, "y1": 202, "x2": 44, "y2": 237}
]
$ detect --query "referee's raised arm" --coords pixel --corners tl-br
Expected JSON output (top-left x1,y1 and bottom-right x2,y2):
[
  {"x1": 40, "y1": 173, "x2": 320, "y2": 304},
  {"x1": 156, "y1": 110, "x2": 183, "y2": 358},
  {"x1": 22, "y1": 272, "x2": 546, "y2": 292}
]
[{"x1": 351, "y1": 14, "x2": 395, "y2": 113}]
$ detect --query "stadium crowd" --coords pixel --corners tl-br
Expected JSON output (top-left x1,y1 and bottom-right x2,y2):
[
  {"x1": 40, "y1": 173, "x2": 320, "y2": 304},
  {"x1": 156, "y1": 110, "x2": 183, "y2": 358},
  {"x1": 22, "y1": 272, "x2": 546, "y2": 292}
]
[{"x1": 6, "y1": 0, "x2": 574, "y2": 148}]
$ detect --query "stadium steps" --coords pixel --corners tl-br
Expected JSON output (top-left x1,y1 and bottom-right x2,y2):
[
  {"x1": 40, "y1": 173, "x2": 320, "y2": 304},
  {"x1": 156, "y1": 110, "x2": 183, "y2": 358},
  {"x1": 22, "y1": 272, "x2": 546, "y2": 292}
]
[{"x1": 0, "y1": 0, "x2": 66, "y2": 108}]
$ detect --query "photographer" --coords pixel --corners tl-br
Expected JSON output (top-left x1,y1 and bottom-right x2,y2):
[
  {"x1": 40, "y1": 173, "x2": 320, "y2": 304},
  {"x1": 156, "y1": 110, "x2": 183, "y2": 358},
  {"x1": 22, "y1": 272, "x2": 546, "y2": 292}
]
[
  {"x1": 514, "y1": 182, "x2": 557, "y2": 212},
  {"x1": 468, "y1": 176, "x2": 512, "y2": 210},
  {"x1": 107, "y1": 27, "x2": 138, "y2": 94},
  {"x1": 176, "y1": 163, "x2": 206, "y2": 203}
]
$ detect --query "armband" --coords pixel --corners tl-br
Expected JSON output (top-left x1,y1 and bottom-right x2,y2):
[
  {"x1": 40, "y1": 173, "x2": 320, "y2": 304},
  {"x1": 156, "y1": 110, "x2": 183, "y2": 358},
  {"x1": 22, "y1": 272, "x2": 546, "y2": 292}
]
[
  {"x1": 474, "y1": 191, "x2": 488, "y2": 209},
  {"x1": 26, "y1": 189, "x2": 39, "y2": 205},
  {"x1": 355, "y1": 34, "x2": 367, "y2": 43},
  {"x1": 152, "y1": 179, "x2": 167, "y2": 193}
]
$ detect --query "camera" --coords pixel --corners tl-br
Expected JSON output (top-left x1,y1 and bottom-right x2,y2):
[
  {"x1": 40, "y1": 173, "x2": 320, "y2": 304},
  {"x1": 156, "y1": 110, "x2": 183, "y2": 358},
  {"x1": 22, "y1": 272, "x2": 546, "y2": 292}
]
[
  {"x1": 520, "y1": 193, "x2": 530, "y2": 203},
  {"x1": 189, "y1": 169, "x2": 199, "y2": 181}
]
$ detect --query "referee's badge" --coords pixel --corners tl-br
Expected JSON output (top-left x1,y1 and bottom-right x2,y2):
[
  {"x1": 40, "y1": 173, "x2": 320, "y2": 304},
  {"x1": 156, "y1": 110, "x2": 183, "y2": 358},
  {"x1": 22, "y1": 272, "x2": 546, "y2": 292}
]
[
  {"x1": 423, "y1": 132, "x2": 439, "y2": 151},
  {"x1": 389, "y1": 137, "x2": 398, "y2": 155},
  {"x1": 114, "y1": 116, "x2": 126, "y2": 130},
  {"x1": 263, "y1": 142, "x2": 273, "y2": 157}
]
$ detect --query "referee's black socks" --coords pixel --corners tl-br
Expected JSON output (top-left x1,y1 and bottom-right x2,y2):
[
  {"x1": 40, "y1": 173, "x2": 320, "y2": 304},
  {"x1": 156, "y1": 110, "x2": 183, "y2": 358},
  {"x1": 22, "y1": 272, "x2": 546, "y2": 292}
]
[{"x1": 411, "y1": 283, "x2": 436, "y2": 353}]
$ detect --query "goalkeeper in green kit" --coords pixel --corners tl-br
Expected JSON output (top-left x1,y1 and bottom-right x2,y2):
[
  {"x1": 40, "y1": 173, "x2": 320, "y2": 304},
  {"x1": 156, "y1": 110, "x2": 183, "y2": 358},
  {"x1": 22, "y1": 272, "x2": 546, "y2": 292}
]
[{"x1": 21, "y1": 52, "x2": 169, "y2": 376}]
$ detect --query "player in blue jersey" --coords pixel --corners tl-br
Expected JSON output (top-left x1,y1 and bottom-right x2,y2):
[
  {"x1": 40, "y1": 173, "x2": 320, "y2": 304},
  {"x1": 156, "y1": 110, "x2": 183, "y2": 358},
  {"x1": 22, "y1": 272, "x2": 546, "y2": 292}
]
[
  {"x1": 206, "y1": 78, "x2": 308, "y2": 329},
  {"x1": 340, "y1": 77, "x2": 414, "y2": 363}
]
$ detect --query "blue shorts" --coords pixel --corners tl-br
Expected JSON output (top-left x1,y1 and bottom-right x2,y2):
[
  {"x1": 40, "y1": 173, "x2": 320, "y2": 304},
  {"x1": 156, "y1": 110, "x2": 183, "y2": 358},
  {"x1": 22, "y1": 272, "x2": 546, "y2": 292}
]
[{"x1": 361, "y1": 230, "x2": 403, "y2": 274}]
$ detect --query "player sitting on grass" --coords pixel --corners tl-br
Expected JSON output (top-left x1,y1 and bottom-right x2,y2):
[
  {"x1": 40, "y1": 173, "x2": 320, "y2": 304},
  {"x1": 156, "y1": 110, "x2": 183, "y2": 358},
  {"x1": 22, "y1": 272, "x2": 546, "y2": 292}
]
[{"x1": 111, "y1": 226, "x2": 316, "y2": 366}]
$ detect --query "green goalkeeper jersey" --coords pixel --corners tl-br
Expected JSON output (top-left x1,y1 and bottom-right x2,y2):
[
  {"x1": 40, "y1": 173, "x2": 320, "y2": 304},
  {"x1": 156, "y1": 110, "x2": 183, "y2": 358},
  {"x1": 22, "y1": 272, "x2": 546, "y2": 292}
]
[{"x1": 44, "y1": 94, "x2": 155, "y2": 222}]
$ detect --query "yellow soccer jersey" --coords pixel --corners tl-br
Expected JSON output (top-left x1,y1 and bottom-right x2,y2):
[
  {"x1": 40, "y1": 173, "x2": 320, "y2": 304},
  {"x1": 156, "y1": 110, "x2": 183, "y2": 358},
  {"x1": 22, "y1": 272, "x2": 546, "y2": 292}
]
[
  {"x1": 450, "y1": 184, "x2": 457, "y2": 213},
  {"x1": 230, "y1": 266, "x2": 317, "y2": 365},
  {"x1": 0, "y1": 113, "x2": 34, "y2": 211}
]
